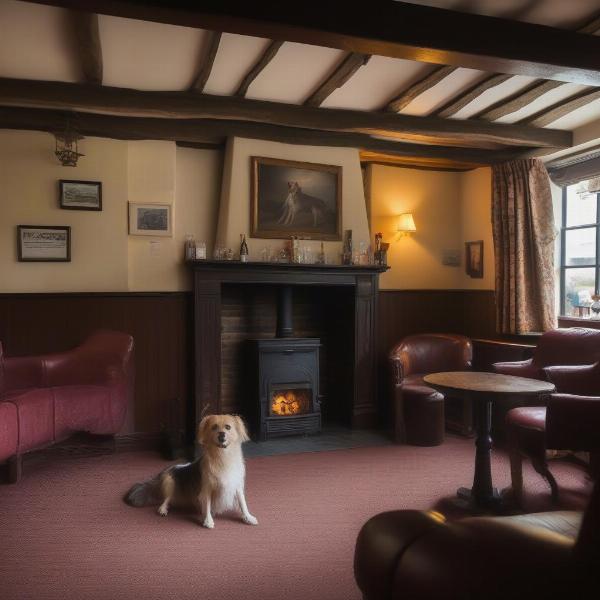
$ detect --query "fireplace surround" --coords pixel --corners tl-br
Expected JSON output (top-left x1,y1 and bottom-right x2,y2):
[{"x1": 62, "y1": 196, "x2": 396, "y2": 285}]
[{"x1": 186, "y1": 260, "x2": 388, "y2": 446}]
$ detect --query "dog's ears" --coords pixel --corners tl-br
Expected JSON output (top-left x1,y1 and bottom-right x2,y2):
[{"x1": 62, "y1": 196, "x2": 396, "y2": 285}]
[
  {"x1": 197, "y1": 415, "x2": 213, "y2": 445},
  {"x1": 234, "y1": 415, "x2": 250, "y2": 443}
]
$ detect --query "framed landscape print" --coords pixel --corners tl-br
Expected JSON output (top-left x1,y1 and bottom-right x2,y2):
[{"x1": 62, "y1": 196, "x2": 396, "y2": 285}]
[
  {"x1": 17, "y1": 225, "x2": 71, "y2": 262},
  {"x1": 128, "y1": 203, "x2": 172, "y2": 236},
  {"x1": 465, "y1": 240, "x2": 483, "y2": 278},
  {"x1": 59, "y1": 180, "x2": 102, "y2": 211},
  {"x1": 251, "y1": 157, "x2": 342, "y2": 240}
]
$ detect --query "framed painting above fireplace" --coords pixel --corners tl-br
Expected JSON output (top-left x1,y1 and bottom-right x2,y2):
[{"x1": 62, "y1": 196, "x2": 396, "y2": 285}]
[{"x1": 251, "y1": 156, "x2": 342, "y2": 240}]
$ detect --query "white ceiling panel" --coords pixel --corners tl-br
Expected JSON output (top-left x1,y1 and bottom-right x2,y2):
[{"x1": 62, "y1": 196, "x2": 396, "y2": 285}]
[
  {"x1": 400, "y1": 68, "x2": 488, "y2": 116},
  {"x1": 0, "y1": 0, "x2": 79, "y2": 82},
  {"x1": 203, "y1": 33, "x2": 272, "y2": 96},
  {"x1": 245, "y1": 42, "x2": 345, "y2": 104},
  {"x1": 100, "y1": 15, "x2": 206, "y2": 90},
  {"x1": 322, "y1": 57, "x2": 432, "y2": 111}
]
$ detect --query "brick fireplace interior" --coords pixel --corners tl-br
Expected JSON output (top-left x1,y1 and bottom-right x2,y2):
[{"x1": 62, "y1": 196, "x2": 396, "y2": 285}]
[{"x1": 222, "y1": 284, "x2": 355, "y2": 437}]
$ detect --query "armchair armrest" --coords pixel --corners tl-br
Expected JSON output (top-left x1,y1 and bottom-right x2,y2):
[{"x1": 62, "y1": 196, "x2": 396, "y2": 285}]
[
  {"x1": 388, "y1": 354, "x2": 404, "y2": 386},
  {"x1": 546, "y1": 393, "x2": 600, "y2": 451},
  {"x1": 493, "y1": 358, "x2": 542, "y2": 380},
  {"x1": 44, "y1": 331, "x2": 134, "y2": 387},
  {"x1": 355, "y1": 509, "x2": 577, "y2": 600},
  {"x1": 3, "y1": 331, "x2": 134, "y2": 390},
  {"x1": 544, "y1": 362, "x2": 600, "y2": 395}
]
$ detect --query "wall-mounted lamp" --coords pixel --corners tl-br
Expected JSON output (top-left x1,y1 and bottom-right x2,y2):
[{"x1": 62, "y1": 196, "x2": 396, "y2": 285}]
[
  {"x1": 397, "y1": 213, "x2": 416, "y2": 237},
  {"x1": 53, "y1": 116, "x2": 84, "y2": 167}
]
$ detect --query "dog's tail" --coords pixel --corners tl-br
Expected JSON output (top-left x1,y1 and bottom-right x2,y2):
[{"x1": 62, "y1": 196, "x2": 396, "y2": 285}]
[{"x1": 124, "y1": 478, "x2": 160, "y2": 507}]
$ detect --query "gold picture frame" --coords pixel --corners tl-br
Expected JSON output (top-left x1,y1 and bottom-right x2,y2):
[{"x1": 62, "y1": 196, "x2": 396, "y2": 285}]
[{"x1": 251, "y1": 156, "x2": 342, "y2": 240}]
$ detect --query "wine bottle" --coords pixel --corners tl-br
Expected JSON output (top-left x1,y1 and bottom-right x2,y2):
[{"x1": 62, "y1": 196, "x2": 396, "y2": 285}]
[{"x1": 240, "y1": 233, "x2": 249, "y2": 262}]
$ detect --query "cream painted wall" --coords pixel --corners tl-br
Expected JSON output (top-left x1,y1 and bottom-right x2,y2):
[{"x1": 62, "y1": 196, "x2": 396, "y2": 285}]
[
  {"x1": 0, "y1": 130, "x2": 129, "y2": 292},
  {"x1": 216, "y1": 137, "x2": 370, "y2": 260},
  {"x1": 369, "y1": 164, "x2": 463, "y2": 290},
  {"x1": 0, "y1": 130, "x2": 222, "y2": 292},
  {"x1": 458, "y1": 167, "x2": 495, "y2": 290},
  {"x1": 369, "y1": 164, "x2": 496, "y2": 291}
]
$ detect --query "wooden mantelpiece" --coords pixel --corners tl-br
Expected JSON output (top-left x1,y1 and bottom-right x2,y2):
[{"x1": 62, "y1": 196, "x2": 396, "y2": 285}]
[{"x1": 187, "y1": 260, "x2": 389, "y2": 432}]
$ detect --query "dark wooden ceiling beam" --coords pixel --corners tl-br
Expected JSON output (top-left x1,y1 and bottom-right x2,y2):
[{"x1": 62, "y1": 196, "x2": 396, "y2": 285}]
[
  {"x1": 305, "y1": 52, "x2": 370, "y2": 107},
  {"x1": 384, "y1": 66, "x2": 456, "y2": 113},
  {"x1": 519, "y1": 88, "x2": 600, "y2": 127},
  {"x1": 0, "y1": 105, "x2": 534, "y2": 165},
  {"x1": 68, "y1": 11, "x2": 103, "y2": 85},
  {"x1": 0, "y1": 78, "x2": 571, "y2": 149},
  {"x1": 24, "y1": 0, "x2": 600, "y2": 86},
  {"x1": 474, "y1": 80, "x2": 565, "y2": 121},
  {"x1": 433, "y1": 14, "x2": 600, "y2": 120},
  {"x1": 190, "y1": 31, "x2": 221, "y2": 92},
  {"x1": 432, "y1": 74, "x2": 512, "y2": 118},
  {"x1": 235, "y1": 40, "x2": 283, "y2": 97}
]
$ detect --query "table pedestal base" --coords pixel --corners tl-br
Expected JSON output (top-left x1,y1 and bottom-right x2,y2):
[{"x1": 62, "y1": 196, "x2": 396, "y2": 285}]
[{"x1": 457, "y1": 486, "x2": 502, "y2": 509}]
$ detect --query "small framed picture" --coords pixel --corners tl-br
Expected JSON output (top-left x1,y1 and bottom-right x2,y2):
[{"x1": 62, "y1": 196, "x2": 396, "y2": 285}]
[
  {"x1": 465, "y1": 240, "x2": 483, "y2": 278},
  {"x1": 60, "y1": 180, "x2": 102, "y2": 211},
  {"x1": 128, "y1": 203, "x2": 172, "y2": 237},
  {"x1": 17, "y1": 225, "x2": 71, "y2": 262}
]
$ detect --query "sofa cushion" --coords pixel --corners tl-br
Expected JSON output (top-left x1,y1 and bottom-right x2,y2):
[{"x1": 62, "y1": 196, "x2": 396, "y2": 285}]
[
  {"x1": 7, "y1": 388, "x2": 55, "y2": 453},
  {"x1": 0, "y1": 401, "x2": 18, "y2": 462},
  {"x1": 53, "y1": 385, "x2": 119, "y2": 438}
]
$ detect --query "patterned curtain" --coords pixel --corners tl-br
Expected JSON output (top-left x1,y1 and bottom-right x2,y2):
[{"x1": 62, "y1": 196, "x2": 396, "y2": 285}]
[{"x1": 492, "y1": 159, "x2": 556, "y2": 334}]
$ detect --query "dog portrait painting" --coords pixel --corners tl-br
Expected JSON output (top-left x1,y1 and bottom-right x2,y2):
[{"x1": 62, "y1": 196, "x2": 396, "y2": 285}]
[{"x1": 251, "y1": 157, "x2": 342, "y2": 240}]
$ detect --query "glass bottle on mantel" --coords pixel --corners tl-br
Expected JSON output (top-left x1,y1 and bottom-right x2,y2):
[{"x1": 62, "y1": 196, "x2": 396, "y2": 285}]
[{"x1": 239, "y1": 233, "x2": 249, "y2": 262}]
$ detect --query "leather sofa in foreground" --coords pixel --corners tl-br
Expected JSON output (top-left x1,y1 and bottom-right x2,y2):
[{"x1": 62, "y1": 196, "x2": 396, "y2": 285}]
[{"x1": 0, "y1": 330, "x2": 134, "y2": 482}]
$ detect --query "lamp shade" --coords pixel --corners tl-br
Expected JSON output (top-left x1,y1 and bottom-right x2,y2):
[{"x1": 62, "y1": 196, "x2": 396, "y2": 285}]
[{"x1": 397, "y1": 213, "x2": 416, "y2": 232}]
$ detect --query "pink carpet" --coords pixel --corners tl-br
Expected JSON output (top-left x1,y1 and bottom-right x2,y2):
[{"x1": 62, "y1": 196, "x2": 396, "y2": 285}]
[{"x1": 0, "y1": 436, "x2": 592, "y2": 600}]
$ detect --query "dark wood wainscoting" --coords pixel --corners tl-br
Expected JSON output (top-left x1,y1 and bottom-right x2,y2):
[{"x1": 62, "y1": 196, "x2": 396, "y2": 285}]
[
  {"x1": 1, "y1": 288, "x2": 540, "y2": 441},
  {"x1": 0, "y1": 292, "x2": 192, "y2": 438}
]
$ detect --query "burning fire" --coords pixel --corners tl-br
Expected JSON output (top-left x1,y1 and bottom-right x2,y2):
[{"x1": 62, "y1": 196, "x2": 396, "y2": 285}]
[{"x1": 271, "y1": 390, "x2": 309, "y2": 416}]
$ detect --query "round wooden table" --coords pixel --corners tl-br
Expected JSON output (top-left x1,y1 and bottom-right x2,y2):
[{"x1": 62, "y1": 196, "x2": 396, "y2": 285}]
[{"x1": 424, "y1": 371, "x2": 555, "y2": 509}]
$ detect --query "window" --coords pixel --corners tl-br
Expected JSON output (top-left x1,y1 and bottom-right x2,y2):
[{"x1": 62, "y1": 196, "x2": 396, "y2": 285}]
[{"x1": 560, "y1": 182, "x2": 600, "y2": 316}]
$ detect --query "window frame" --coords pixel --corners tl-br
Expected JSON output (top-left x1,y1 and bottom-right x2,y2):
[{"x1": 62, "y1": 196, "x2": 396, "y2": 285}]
[{"x1": 560, "y1": 185, "x2": 600, "y2": 316}]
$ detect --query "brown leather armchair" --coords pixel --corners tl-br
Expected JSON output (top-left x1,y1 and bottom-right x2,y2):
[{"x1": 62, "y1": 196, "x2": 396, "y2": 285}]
[
  {"x1": 507, "y1": 361, "x2": 600, "y2": 506},
  {"x1": 493, "y1": 327, "x2": 600, "y2": 504},
  {"x1": 389, "y1": 334, "x2": 473, "y2": 445},
  {"x1": 354, "y1": 403, "x2": 600, "y2": 600}
]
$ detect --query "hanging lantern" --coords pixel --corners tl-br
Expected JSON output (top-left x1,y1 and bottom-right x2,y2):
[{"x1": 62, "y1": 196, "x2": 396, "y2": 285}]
[{"x1": 53, "y1": 118, "x2": 84, "y2": 167}]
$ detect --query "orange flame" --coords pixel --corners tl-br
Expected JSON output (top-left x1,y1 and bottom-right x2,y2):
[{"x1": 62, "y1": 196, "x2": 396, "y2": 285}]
[{"x1": 271, "y1": 390, "x2": 310, "y2": 416}]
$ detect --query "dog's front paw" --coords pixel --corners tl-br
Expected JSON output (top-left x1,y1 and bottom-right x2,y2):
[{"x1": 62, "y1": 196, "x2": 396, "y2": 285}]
[
  {"x1": 202, "y1": 517, "x2": 215, "y2": 529},
  {"x1": 243, "y1": 514, "x2": 258, "y2": 526},
  {"x1": 157, "y1": 505, "x2": 168, "y2": 517}
]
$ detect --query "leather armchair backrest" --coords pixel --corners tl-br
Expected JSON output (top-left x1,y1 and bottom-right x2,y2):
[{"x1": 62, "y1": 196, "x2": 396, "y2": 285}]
[
  {"x1": 389, "y1": 334, "x2": 472, "y2": 378},
  {"x1": 533, "y1": 327, "x2": 600, "y2": 368}
]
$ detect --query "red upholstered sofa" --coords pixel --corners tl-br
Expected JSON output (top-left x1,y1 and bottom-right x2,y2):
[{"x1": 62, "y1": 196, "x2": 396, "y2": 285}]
[{"x1": 0, "y1": 331, "x2": 134, "y2": 482}]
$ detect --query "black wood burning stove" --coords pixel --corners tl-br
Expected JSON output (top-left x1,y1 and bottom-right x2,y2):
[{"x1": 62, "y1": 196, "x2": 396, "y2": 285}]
[
  {"x1": 247, "y1": 284, "x2": 321, "y2": 440},
  {"x1": 249, "y1": 337, "x2": 321, "y2": 440}
]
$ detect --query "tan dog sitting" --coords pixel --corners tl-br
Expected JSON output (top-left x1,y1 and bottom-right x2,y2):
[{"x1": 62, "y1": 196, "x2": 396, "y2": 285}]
[{"x1": 125, "y1": 414, "x2": 258, "y2": 528}]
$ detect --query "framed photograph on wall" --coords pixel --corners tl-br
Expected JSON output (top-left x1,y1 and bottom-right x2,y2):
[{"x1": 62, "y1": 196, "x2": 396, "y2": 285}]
[
  {"x1": 465, "y1": 240, "x2": 484, "y2": 278},
  {"x1": 17, "y1": 225, "x2": 71, "y2": 262},
  {"x1": 251, "y1": 157, "x2": 342, "y2": 240},
  {"x1": 59, "y1": 180, "x2": 102, "y2": 211},
  {"x1": 128, "y1": 203, "x2": 172, "y2": 237}
]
